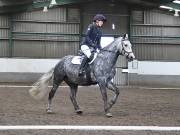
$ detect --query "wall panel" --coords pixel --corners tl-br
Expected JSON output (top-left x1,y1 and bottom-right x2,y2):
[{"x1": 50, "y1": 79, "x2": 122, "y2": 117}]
[
  {"x1": 131, "y1": 10, "x2": 180, "y2": 61},
  {"x1": 0, "y1": 15, "x2": 9, "y2": 57},
  {"x1": 12, "y1": 7, "x2": 80, "y2": 58}
]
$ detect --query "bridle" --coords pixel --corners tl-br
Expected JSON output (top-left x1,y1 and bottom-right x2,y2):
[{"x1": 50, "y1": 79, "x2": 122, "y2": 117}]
[{"x1": 121, "y1": 40, "x2": 133, "y2": 57}]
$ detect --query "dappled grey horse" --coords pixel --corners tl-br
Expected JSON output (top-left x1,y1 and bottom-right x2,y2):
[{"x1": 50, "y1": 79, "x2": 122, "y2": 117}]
[{"x1": 29, "y1": 34, "x2": 135, "y2": 117}]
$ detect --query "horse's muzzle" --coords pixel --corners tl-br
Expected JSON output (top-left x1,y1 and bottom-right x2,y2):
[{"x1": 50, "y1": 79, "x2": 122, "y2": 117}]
[{"x1": 127, "y1": 53, "x2": 135, "y2": 62}]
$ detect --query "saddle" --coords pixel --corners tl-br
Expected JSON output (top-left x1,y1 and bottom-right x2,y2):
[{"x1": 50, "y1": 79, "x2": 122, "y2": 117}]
[{"x1": 71, "y1": 52, "x2": 97, "y2": 65}]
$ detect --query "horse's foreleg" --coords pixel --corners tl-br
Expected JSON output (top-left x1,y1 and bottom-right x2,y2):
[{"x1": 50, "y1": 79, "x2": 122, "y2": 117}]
[
  {"x1": 106, "y1": 81, "x2": 119, "y2": 110},
  {"x1": 69, "y1": 84, "x2": 83, "y2": 114},
  {"x1": 47, "y1": 82, "x2": 59, "y2": 113},
  {"x1": 99, "y1": 84, "x2": 112, "y2": 117}
]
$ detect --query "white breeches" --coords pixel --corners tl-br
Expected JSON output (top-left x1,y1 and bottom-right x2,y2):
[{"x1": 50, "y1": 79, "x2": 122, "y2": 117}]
[{"x1": 81, "y1": 45, "x2": 92, "y2": 58}]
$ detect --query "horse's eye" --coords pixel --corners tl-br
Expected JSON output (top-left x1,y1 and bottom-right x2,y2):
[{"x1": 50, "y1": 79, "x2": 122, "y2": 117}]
[{"x1": 124, "y1": 44, "x2": 128, "y2": 47}]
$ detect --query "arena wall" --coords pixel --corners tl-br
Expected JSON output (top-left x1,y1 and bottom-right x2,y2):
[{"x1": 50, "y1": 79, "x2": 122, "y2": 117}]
[{"x1": 128, "y1": 60, "x2": 180, "y2": 87}]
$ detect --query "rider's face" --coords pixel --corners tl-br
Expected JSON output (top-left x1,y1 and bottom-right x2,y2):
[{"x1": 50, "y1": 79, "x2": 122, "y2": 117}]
[{"x1": 96, "y1": 20, "x2": 104, "y2": 27}]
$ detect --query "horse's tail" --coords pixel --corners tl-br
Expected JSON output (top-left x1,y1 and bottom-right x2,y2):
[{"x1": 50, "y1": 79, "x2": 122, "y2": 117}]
[{"x1": 29, "y1": 67, "x2": 54, "y2": 100}]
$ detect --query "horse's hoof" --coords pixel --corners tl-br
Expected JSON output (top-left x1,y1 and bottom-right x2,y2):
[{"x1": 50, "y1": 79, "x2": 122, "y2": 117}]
[
  {"x1": 76, "y1": 109, "x2": 83, "y2": 115},
  {"x1": 106, "y1": 113, "x2": 113, "y2": 117},
  {"x1": 46, "y1": 109, "x2": 53, "y2": 114}
]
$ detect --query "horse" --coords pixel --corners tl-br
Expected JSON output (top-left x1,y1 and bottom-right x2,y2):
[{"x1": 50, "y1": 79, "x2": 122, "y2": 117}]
[{"x1": 29, "y1": 34, "x2": 135, "y2": 117}]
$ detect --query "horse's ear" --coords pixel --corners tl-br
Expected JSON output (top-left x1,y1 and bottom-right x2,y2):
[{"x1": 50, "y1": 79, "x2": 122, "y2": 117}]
[{"x1": 123, "y1": 34, "x2": 128, "y2": 40}]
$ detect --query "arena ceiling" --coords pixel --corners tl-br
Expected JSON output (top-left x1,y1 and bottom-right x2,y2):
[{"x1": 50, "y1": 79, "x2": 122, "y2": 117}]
[{"x1": 0, "y1": 0, "x2": 177, "y2": 13}]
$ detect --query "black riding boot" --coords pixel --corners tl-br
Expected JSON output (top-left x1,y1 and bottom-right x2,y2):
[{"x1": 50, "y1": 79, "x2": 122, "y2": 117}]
[{"x1": 79, "y1": 56, "x2": 88, "y2": 76}]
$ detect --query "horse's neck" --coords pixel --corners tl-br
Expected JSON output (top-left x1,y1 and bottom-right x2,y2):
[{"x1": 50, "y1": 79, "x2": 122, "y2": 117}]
[
  {"x1": 98, "y1": 40, "x2": 120, "y2": 68},
  {"x1": 103, "y1": 37, "x2": 121, "y2": 52},
  {"x1": 103, "y1": 42, "x2": 116, "y2": 52}
]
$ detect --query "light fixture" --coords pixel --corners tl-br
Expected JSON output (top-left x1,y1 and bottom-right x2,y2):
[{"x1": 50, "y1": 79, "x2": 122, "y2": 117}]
[
  {"x1": 43, "y1": 6, "x2": 48, "y2": 12},
  {"x1": 173, "y1": 0, "x2": 180, "y2": 4},
  {"x1": 159, "y1": 5, "x2": 173, "y2": 10},
  {"x1": 174, "y1": 10, "x2": 179, "y2": 16},
  {"x1": 49, "y1": 0, "x2": 57, "y2": 8}
]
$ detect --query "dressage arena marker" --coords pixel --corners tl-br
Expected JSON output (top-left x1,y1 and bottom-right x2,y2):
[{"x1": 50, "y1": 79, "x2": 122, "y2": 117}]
[{"x1": 0, "y1": 126, "x2": 180, "y2": 131}]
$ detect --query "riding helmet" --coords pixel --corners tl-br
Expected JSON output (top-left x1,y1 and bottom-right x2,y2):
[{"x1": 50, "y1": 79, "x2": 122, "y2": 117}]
[{"x1": 93, "y1": 14, "x2": 107, "y2": 22}]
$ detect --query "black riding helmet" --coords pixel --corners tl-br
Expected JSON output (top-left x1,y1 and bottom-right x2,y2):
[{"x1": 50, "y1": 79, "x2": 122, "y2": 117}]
[{"x1": 93, "y1": 14, "x2": 107, "y2": 22}]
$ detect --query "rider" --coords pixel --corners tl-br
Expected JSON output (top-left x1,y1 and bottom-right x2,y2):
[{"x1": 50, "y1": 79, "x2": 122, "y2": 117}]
[{"x1": 79, "y1": 14, "x2": 107, "y2": 76}]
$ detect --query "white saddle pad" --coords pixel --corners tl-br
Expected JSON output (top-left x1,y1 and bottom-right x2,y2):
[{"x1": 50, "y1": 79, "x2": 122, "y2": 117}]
[
  {"x1": 71, "y1": 56, "x2": 82, "y2": 65},
  {"x1": 71, "y1": 53, "x2": 98, "y2": 65}
]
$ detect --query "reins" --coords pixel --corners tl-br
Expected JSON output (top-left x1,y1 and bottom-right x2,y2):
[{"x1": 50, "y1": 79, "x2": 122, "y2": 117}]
[{"x1": 100, "y1": 49, "x2": 117, "y2": 53}]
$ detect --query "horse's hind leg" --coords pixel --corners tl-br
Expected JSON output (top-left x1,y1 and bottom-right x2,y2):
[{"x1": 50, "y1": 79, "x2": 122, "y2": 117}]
[
  {"x1": 69, "y1": 84, "x2": 83, "y2": 114},
  {"x1": 47, "y1": 80, "x2": 61, "y2": 113}
]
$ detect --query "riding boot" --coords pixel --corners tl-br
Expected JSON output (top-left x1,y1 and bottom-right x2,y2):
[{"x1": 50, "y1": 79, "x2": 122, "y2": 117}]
[{"x1": 79, "y1": 56, "x2": 88, "y2": 76}]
